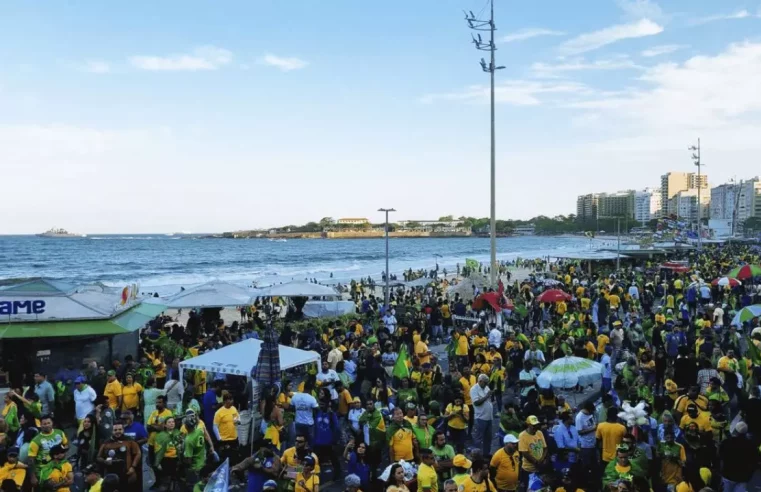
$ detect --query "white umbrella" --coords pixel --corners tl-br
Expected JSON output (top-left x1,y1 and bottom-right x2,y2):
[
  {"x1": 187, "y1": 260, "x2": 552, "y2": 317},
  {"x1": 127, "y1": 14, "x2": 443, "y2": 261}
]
[{"x1": 537, "y1": 356, "x2": 603, "y2": 389}]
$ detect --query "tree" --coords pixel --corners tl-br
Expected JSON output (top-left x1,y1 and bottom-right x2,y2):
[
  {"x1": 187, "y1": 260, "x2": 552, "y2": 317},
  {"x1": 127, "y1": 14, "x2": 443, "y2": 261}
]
[
  {"x1": 405, "y1": 221, "x2": 422, "y2": 229},
  {"x1": 319, "y1": 217, "x2": 334, "y2": 227},
  {"x1": 438, "y1": 215, "x2": 454, "y2": 222},
  {"x1": 744, "y1": 216, "x2": 761, "y2": 234}
]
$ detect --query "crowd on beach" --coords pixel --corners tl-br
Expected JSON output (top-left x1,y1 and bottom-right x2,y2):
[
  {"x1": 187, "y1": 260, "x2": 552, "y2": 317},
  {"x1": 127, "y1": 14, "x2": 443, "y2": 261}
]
[{"x1": 0, "y1": 243, "x2": 760, "y2": 492}]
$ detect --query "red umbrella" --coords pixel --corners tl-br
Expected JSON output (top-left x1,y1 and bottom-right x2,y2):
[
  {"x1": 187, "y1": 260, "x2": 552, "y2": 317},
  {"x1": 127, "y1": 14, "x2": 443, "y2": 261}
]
[
  {"x1": 537, "y1": 289, "x2": 571, "y2": 303},
  {"x1": 711, "y1": 277, "x2": 741, "y2": 287},
  {"x1": 472, "y1": 292, "x2": 514, "y2": 312}
]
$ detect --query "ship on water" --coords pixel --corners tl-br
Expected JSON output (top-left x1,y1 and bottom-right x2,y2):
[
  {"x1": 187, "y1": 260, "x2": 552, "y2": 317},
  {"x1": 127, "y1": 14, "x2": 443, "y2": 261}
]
[{"x1": 37, "y1": 227, "x2": 85, "y2": 238}]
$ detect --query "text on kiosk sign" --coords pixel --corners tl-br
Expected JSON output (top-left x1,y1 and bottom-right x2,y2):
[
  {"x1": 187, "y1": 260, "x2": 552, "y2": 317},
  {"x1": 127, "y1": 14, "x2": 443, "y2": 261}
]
[{"x1": 0, "y1": 300, "x2": 47, "y2": 315}]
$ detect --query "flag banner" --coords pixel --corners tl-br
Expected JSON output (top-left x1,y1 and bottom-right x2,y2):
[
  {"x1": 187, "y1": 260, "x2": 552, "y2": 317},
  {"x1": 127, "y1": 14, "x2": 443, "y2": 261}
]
[{"x1": 204, "y1": 458, "x2": 229, "y2": 492}]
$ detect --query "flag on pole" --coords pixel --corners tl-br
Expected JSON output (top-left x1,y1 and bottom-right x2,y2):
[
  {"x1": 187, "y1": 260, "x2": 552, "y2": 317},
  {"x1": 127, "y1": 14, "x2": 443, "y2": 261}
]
[
  {"x1": 584, "y1": 231, "x2": 595, "y2": 238},
  {"x1": 465, "y1": 258, "x2": 479, "y2": 271},
  {"x1": 204, "y1": 458, "x2": 230, "y2": 492},
  {"x1": 393, "y1": 344, "x2": 410, "y2": 379}
]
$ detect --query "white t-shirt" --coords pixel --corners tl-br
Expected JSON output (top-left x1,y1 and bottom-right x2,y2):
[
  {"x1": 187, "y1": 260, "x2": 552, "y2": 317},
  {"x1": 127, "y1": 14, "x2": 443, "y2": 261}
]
[
  {"x1": 575, "y1": 411, "x2": 596, "y2": 449},
  {"x1": 291, "y1": 392, "x2": 319, "y2": 425},
  {"x1": 470, "y1": 383, "x2": 493, "y2": 421},
  {"x1": 382, "y1": 315, "x2": 397, "y2": 333},
  {"x1": 316, "y1": 370, "x2": 340, "y2": 400},
  {"x1": 488, "y1": 328, "x2": 502, "y2": 348},
  {"x1": 601, "y1": 354, "x2": 612, "y2": 379},
  {"x1": 713, "y1": 307, "x2": 724, "y2": 327},
  {"x1": 73, "y1": 385, "x2": 97, "y2": 420}
]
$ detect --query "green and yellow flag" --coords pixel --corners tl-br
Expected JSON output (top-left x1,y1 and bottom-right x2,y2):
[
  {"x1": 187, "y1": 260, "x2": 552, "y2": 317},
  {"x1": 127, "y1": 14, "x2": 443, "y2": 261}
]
[
  {"x1": 465, "y1": 258, "x2": 479, "y2": 270},
  {"x1": 393, "y1": 344, "x2": 411, "y2": 379}
]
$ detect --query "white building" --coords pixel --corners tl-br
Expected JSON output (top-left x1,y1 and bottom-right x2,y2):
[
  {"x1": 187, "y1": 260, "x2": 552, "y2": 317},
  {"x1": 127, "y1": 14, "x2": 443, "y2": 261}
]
[
  {"x1": 710, "y1": 183, "x2": 737, "y2": 220},
  {"x1": 336, "y1": 218, "x2": 370, "y2": 225},
  {"x1": 634, "y1": 188, "x2": 662, "y2": 224},
  {"x1": 737, "y1": 178, "x2": 761, "y2": 224},
  {"x1": 672, "y1": 189, "x2": 710, "y2": 222}
]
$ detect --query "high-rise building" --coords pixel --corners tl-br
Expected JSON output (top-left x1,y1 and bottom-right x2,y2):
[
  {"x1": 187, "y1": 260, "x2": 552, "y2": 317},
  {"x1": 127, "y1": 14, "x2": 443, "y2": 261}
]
[
  {"x1": 576, "y1": 194, "x2": 600, "y2": 221},
  {"x1": 598, "y1": 190, "x2": 636, "y2": 219},
  {"x1": 738, "y1": 177, "x2": 761, "y2": 224},
  {"x1": 635, "y1": 188, "x2": 662, "y2": 224},
  {"x1": 672, "y1": 189, "x2": 710, "y2": 222},
  {"x1": 660, "y1": 171, "x2": 709, "y2": 217},
  {"x1": 710, "y1": 183, "x2": 738, "y2": 220}
]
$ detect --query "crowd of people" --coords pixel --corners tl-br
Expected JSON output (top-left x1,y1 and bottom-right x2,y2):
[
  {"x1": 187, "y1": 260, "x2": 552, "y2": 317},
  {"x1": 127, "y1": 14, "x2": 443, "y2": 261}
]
[{"x1": 0, "y1": 243, "x2": 759, "y2": 492}]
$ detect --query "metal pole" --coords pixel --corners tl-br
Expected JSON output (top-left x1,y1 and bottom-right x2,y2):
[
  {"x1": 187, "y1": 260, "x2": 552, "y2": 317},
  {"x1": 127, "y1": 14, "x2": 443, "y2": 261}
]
[
  {"x1": 616, "y1": 218, "x2": 621, "y2": 272},
  {"x1": 489, "y1": 0, "x2": 497, "y2": 287},
  {"x1": 696, "y1": 138, "x2": 702, "y2": 250}
]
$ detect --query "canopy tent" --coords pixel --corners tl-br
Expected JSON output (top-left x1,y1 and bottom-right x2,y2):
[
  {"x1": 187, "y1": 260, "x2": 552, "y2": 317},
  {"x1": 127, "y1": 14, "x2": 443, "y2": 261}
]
[
  {"x1": 303, "y1": 301, "x2": 356, "y2": 318},
  {"x1": 0, "y1": 278, "x2": 140, "y2": 323},
  {"x1": 145, "y1": 281, "x2": 254, "y2": 308},
  {"x1": 0, "y1": 302, "x2": 166, "y2": 339},
  {"x1": 405, "y1": 277, "x2": 435, "y2": 288},
  {"x1": 253, "y1": 281, "x2": 338, "y2": 298},
  {"x1": 178, "y1": 338, "x2": 320, "y2": 390}
]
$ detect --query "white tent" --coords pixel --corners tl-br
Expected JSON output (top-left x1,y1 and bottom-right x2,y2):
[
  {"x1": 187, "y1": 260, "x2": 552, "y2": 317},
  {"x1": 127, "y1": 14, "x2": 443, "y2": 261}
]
[
  {"x1": 146, "y1": 281, "x2": 254, "y2": 309},
  {"x1": 178, "y1": 338, "x2": 320, "y2": 381},
  {"x1": 254, "y1": 281, "x2": 339, "y2": 298},
  {"x1": 0, "y1": 278, "x2": 139, "y2": 322}
]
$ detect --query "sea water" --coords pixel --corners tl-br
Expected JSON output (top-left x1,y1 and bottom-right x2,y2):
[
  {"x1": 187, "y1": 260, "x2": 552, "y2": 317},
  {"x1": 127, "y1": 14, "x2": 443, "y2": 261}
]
[{"x1": 0, "y1": 235, "x2": 612, "y2": 295}]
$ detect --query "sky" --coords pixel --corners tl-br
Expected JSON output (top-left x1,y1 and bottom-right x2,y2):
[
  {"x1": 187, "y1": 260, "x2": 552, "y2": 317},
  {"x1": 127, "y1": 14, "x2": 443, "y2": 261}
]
[{"x1": 2, "y1": 0, "x2": 761, "y2": 234}]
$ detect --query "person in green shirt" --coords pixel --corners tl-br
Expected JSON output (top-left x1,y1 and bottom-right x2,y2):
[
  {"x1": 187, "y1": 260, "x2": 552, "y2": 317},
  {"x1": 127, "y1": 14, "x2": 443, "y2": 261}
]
[
  {"x1": 412, "y1": 414, "x2": 435, "y2": 450},
  {"x1": 499, "y1": 404, "x2": 522, "y2": 438},
  {"x1": 431, "y1": 430, "x2": 456, "y2": 480},
  {"x1": 183, "y1": 412, "x2": 207, "y2": 486},
  {"x1": 397, "y1": 378, "x2": 419, "y2": 406}
]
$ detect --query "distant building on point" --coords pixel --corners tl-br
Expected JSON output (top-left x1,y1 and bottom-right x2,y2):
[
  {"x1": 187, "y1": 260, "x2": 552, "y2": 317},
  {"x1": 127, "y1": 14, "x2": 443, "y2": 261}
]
[{"x1": 336, "y1": 218, "x2": 370, "y2": 225}]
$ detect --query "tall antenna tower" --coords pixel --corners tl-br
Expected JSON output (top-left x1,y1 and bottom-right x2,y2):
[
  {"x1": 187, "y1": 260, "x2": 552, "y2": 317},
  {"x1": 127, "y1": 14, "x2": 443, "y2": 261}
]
[
  {"x1": 465, "y1": 0, "x2": 504, "y2": 286},
  {"x1": 688, "y1": 139, "x2": 704, "y2": 250}
]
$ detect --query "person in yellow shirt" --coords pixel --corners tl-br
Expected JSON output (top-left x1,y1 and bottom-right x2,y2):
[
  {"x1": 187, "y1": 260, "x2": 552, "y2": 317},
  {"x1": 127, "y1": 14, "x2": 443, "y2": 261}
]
[
  {"x1": 213, "y1": 393, "x2": 240, "y2": 459},
  {"x1": 460, "y1": 458, "x2": 497, "y2": 492},
  {"x1": 557, "y1": 301, "x2": 567, "y2": 316},
  {"x1": 43, "y1": 445, "x2": 73, "y2": 492},
  {"x1": 82, "y1": 465, "x2": 104, "y2": 492},
  {"x1": 679, "y1": 404, "x2": 711, "y2": 433},
  {"x1": 103, "y1": 370, "x2": 123, "y2": 410},
  {"x1": 416, "y1": 334, "x2": 432, "y2": 366},
  {"x1": 418, "y1": 448, "x2": 439, "y2": 492},
  {"x1": 445, "y1": 394, "x2": 469, "y2": 453},
  {"x1": 596, "y1": 412, "x2": 626, "y2": 465},
  {"x1": 387, "y1": 407, "x2": 414, "y2": 462},
  {"x1": 454, "y1": 328, "x2": 470, "y2": 367},
  {"x1": 0, "y1": 447, "x2": 26, "y2": 488},
  {"x1": 597, "y1": 333, "x2": 610, "y2": 356},
  {"x1": 193, "y1": 369, "x2": 207, "y2": 399},
  {"x1": 147, "y1": 395, "x2": 174, "y2": 448},
  {"x1": 518, "y1": 416, "x2": 547, "y2": 474},
  {"x1": 120, "y1": 373, "x2": 143, "y2": 414},
  {"x1": 490, "y1": 434, "x2": 520, "y2": 491},
  {"x1": 608, "y1": 293, "x2": 620, "y2": 311},
  {"x1": 295, "y1": 455, "x2": 320, "y2": 492}
]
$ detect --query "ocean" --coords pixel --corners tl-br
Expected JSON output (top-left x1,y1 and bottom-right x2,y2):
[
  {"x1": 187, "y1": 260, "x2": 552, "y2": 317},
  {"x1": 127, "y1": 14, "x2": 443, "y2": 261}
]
[{"x1": 0, "y1": 235, "x2": 612, "y2": 295}]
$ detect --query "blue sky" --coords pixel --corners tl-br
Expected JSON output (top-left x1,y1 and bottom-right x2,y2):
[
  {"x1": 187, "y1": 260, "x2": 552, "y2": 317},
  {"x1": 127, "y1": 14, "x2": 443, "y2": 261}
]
[{"x1": 2, "y1": 0, "x2": 761, "y2": 233}]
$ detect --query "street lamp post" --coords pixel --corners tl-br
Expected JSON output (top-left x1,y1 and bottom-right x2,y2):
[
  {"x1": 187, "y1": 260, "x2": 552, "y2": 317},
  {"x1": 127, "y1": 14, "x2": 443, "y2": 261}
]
[
  {"x1": 378, "y1": 208, "x2": 396, "y2": 309},
  {"x1": 465, "y1": 1, "x2": 505, "y2": 287}
]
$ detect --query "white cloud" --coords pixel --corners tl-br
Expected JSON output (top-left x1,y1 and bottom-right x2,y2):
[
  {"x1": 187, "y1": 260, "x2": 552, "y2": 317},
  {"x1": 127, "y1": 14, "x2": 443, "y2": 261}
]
[
  {"x1": 617, "y1": 0, "x2": 664, "y2": 21},
  {"x1": 531, "y1": 57, "x2": 643, "y2": 76},
  {"x1": 689, "y1": 9, "x2": 751, "y2": 26},
  {"x1": 501, "y1": 28, "x2": 565, "y2": 43},
  {"x1": 129, "y1": 46, "x2": 232, "y2": 71},
  {"x1": 641, "y1": 44, "x2": 688, "y2": 57},
  {"x1": 261, "y1": 54, "x2": 308, "y2": 72},
  {"x1": 560, "y1": 19, "x2": 664, "y2": 55},
  {"x1": 421, "y1": 80, "x2": 590, "y2": 106},
  {"x1": 564, "y1": 42, "x2": 761, "y2": 131},
  {"x1": 83, "y1": 61, "x2": 111, "y2": 74}
]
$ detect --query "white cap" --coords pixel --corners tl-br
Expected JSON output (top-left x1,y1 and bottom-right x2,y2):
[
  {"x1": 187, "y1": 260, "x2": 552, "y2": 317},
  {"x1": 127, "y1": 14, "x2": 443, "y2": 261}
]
[{"x1": 504, "y1": 434, "x2": 519, "y2": 444}]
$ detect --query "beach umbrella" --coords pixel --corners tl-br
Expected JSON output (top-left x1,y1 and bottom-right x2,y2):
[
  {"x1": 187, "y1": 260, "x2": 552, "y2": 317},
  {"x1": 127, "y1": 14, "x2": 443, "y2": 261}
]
[
  {"x1": 537, "y1": 356, "x2": 603, "y2": 389},
  {"x1": 252, "y1": 324, "x2": 281, "y2": 388},
  {"x1": 536, "y1": 289, "x2": 571, "y2": 303},
  {"x1": 731, "y1": 305, "x2": 761, "y2": 327},
  {"x1": 711, "y1": 277, "x2": 741, "y2": 288},
  {"x1": 727, "y1": 264, "x2": 761, "y2": 280}
]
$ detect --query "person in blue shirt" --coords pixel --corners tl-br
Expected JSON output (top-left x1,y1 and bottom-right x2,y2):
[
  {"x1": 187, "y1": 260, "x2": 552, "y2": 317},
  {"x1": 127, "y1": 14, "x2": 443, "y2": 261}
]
[
  {"x1": 665, "y1": 324, "x2": 686, "y2": 358},
  {"x1": 343, "y1": 440, "x2": 371, "y2": 489},
  {"x1": 121, "y1": 410, "x2": 148, "y2": 446},
  {"x1": 553, "y1": 412, "x2": 581, "y2": 465},
  {"x1": 203, "y1": 380, "x2": 223, "y2": 433},
  {"x1": 314, "y1": 400, "x2": 340, "y2": 480},
  {"x1": 230, "y1": 438, "x2": 281, "y2": 492}
]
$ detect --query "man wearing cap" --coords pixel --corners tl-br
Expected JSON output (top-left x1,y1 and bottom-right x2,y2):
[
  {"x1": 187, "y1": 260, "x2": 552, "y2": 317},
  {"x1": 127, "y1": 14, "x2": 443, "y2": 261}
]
[
  {"x1": 83, "y1": 464, "x2": 104, "y2": 492},
  {"x1": 490, "y1": 435, "x2": 521, "y2": 492},
  {"x1": 73, "y1": 376, "x2": 97, "y2": 432},
  {"x1": 295, "y1": 454, "x2": 319, "y2": 492},
  {"x1": 518, "y1": 416, "x2": 547, "y2": 490},
  {"x1": 471, "y1": 373, "x2": 494, "y2": 457},
  {"x1": 39, "y1": 444, "x2": 73, "y2": 492},
  {"x1": 452, "y1": 454, "x2": 473, "y2": 487},
  {"x1": 0, "y1": 447, "x2": 27, "y2": 488}
]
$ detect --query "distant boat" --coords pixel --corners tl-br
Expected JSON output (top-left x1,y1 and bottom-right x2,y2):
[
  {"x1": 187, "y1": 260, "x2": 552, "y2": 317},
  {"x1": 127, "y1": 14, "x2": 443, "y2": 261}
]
[{"x1": 37, "y1": 227, "x2": 85, "y2": 238}]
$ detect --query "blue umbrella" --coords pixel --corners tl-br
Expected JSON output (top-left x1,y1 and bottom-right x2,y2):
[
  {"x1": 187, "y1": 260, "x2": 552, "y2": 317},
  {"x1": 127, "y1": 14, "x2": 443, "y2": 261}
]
[{"x1": 731, "y1": 305, "x2": 761, "y2": 328}]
